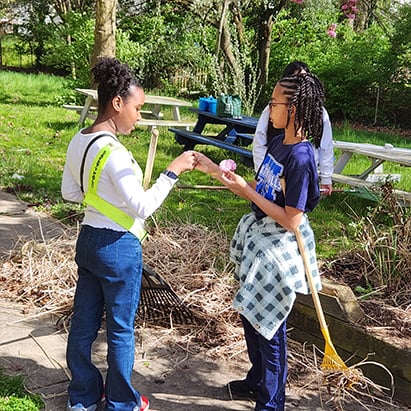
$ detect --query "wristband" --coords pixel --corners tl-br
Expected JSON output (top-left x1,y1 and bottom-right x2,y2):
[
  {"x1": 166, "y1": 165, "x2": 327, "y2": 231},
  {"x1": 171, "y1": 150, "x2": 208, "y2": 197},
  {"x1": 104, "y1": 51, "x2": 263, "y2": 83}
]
[{"x1": 162, "y1": 169, "x2": 178, "y2": 180}]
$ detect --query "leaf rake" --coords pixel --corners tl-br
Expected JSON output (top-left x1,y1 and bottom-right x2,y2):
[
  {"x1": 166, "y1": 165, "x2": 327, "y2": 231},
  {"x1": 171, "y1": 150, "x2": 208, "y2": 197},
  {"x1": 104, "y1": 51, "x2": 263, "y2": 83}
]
[
  {"x1": 137, "y1": 263, "x2": 197, "y2": 326},
  {"x1": 294, "y1": 227, "x2": 348, "y2": 371}
]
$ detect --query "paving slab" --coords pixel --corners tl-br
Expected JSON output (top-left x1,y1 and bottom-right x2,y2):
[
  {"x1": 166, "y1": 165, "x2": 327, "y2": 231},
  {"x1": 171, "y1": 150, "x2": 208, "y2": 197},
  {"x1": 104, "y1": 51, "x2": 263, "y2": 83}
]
[
  {"x1": 0, "y1": 190, "x2": 67, "y2": 260},
  {"x1": 0, "y1": 300, "x2": 331, "y2": 411}
]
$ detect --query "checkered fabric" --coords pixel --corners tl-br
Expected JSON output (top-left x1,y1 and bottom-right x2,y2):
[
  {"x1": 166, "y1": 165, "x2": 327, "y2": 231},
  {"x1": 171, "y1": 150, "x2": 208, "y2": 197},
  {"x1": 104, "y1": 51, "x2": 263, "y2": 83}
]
[{"x1": 230, "y1": 212, "x2": 322, "y2": 340}]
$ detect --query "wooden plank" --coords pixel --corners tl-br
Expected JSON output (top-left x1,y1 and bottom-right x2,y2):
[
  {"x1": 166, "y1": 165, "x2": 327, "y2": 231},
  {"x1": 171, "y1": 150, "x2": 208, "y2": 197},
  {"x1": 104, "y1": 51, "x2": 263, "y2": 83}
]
[
  {"x1": 332, "y1": 173, "x2": 411, "y2": 205},
  {"x1": 63, "y1": 104, "x2": 97, "y2": 113},
  {"x1": 333, "y1": 141, "x2": 411, "y2": 167},
  {"x1": 296, "y1": 278, "x2": 364, "y2": 323},
  {"x1": 143, "y1": 128, "x2": 160, "y2": 190},
  {"x1": 332, "y1": 173, "x2": 374, "y2": 188},
  {"x1": 137, "y1": 119, "x2": 195, "y2": 128}
]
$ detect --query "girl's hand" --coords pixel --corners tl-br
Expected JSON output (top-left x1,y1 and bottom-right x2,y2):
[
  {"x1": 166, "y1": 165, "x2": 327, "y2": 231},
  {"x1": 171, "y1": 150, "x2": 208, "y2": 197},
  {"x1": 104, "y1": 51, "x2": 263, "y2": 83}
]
[
  {"x1": 167, "y1": 150, "x2": 198, "y2": 175},
  {"x1": 194, "y1": 152, "x2": 220, "y2": 175},
  {"x1": 220, "y1": 170, "x2": 248, "y2": 195}
]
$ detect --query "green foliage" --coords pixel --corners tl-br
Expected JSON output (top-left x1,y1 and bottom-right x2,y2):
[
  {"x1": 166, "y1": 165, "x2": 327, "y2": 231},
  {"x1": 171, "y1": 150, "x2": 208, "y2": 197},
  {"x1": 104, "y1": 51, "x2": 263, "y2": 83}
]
[
  {"x1": 41, "y1": 11, "x2": 95, "y2": 84},
  {"x1": 0, "y1": 369, "x2": 43, "y2": 411},
  {"x1": 0, "y1": 35, "x2": 35, "y2": 67},
  {"x1": 118, "y1": 3, "x2": 214, "y2": 90},
  {"x1": 346, "y1": 192, "x2": 411, "y2": 299},
  {"x1": 0, "y1": 70, "x2": 78, "y2": 215},
  {"x1": 2, "y1": 0, "x2": 410, "y2": 127},
  {"x1": 260, "y1": 2, "x2": 411, "y2": 128},
  {"x1": 116, "y1": 30, "x2": 149, "y2": 82}
]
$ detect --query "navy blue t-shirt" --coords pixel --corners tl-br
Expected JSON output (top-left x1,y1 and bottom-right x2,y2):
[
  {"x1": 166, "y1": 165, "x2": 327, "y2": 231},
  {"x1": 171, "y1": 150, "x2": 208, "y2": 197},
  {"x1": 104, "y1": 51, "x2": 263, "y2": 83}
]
[{"x1": 252, "y1": 134, "x2": 320, "y2": 219}]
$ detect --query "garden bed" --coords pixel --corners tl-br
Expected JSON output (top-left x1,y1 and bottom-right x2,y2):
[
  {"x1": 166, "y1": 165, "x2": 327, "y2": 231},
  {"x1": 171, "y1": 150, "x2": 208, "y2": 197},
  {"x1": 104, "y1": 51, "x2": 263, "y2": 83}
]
[
  {"x1": 1, "y1": 222, "x2": 410, "y2": 409},
  {"x1": 287, "y1": 278, "x2": 410, "y2": 404}
]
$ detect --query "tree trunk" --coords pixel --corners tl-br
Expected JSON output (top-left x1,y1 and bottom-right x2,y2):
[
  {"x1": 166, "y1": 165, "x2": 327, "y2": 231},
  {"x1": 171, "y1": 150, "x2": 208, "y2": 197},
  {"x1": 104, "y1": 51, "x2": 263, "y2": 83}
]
[
  {"x1": 256, "y1": 0, "x2": 287, "y2": 91},
  {"x1": 90, "y1": 0, "x2": 117, "y2": 71},
  {"x1": 256, "y1": 12, "x2": 274, "y2": 91}
]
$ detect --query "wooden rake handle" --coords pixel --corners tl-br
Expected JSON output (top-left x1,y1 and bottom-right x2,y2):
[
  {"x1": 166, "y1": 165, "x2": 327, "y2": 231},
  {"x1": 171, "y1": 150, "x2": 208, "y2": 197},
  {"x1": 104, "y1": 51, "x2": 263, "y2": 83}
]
[
  {"x1": 280, "y1": 177, "x2": 330, "y2": 338},
  {"x1": 294, "y1": 227, "x2": 329, "y2": 335}
]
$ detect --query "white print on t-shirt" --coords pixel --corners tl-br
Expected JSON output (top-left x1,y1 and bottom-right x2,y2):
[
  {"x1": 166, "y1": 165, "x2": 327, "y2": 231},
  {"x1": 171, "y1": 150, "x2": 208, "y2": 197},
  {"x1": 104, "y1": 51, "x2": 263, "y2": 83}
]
[{"x1": 255, "y1": 153, "x2": 284, "y2": 202}]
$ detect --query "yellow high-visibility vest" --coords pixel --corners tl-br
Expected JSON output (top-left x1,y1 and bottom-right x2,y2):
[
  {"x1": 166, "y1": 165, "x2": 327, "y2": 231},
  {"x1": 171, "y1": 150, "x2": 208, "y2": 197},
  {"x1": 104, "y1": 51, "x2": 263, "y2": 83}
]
[{"x1": 83, "y1": 143, "x2": 147, "y2": 243}]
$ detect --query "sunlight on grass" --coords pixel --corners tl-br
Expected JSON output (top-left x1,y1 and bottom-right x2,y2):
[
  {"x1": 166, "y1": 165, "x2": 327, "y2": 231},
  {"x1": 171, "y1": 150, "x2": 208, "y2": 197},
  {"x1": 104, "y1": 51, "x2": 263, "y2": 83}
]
[
  {"x1": 0, "y1": 368, "x2": 43, "y2": 411},
  {"x1": 0, "y1": 70, "x2": 410, "y2": 263}
]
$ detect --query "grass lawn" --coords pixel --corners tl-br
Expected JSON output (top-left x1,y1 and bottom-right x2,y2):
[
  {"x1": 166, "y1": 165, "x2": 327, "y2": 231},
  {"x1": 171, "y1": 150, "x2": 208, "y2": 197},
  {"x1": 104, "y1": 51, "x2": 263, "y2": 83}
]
[
  {"x1": 0, "y1": 368, "x2": 43, "y2": 410},
  {"x1": 1, "y1": 69, "x2": 410, "y2": 263}
]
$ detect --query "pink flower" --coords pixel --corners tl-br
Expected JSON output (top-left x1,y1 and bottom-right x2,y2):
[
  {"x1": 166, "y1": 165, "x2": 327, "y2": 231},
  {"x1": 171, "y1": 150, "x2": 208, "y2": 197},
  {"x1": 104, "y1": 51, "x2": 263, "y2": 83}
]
[
  {"x1": 290, "y1": 0, "x2": 304, "y2": 3},
  {"x1": 341, "y1": 0, "x2": 358, "y2": 20},
  {"x1": 219, "y1": 159, "x2": 237, "y2": 173},
  {"x1": 327, "y1": 23, "x2": 337, "y2": 37}
]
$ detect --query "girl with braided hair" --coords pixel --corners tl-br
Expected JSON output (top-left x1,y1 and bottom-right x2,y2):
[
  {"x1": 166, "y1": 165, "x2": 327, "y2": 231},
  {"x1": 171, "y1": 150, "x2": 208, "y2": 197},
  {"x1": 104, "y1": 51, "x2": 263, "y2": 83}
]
[
  {"x1": 195, "y1": 72, "x2": 324, "y2": 411},
  {"x1": 253, "y1": 61, "x2": 334, "y2": 196},
  {"x1": 62, "y1": 57, "x2": 197, "y2": 411}
]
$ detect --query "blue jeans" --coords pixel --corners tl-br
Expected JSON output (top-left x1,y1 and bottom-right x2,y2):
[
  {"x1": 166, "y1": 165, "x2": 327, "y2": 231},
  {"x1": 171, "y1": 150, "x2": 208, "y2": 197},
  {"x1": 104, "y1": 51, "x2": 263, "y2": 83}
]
[
  {"x1": 67, "y1": 225, "x2": 143, "y2": 411},
  {"x1": 241, "y1": 315, "x2": 288, "y2": 411}
]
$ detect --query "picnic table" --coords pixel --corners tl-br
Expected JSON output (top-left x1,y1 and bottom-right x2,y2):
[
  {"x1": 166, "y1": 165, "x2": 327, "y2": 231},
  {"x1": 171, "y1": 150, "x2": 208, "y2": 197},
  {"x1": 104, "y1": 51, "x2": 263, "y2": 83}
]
[
  {"x1": 169, "y1": 109, "x2": 411, "y2": 205},
  {"x1": 332, "y1": 141, "x2": 411, "y2": 205},
  {"x1": 169, "y1": 108, "x2": 258, "y2": 166},
  {"x1": 64, "y1": 88, "x2": 195, "y2": 129}
]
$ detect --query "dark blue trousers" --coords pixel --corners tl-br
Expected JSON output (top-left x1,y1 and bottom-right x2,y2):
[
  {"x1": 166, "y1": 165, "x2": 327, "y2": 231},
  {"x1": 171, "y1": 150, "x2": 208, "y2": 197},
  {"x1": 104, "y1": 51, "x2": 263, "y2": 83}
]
[{"x1": 241, "y1": 315, "x2": 288, "y2": 411}]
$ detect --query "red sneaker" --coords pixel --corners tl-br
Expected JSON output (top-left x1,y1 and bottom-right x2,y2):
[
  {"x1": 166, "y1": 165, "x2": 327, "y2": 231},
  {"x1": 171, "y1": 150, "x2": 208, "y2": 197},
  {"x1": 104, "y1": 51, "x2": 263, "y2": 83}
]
[{"x1": 139, "y1": 395, "x2": 149, "y2": 411}]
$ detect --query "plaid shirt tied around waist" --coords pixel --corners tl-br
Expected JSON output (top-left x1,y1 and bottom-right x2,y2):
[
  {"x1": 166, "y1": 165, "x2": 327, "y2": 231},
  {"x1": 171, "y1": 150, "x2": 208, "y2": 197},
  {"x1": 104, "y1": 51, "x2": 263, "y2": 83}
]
[{"x1": 230, "y1": 212, "x2": 322, "y2": 340}]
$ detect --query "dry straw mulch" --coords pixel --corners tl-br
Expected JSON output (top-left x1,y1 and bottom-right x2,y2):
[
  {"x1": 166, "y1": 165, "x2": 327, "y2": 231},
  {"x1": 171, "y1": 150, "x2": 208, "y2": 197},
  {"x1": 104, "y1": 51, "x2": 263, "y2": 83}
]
[{"x1": 0, "y1": 222, "x2": 402, "y2": 410}]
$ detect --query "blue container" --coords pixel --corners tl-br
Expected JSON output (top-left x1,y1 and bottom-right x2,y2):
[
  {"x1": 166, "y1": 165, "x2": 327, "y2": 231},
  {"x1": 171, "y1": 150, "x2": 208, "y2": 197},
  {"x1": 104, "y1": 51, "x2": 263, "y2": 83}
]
[
  {"x1": 208, "y1": 97, "x2": 217, "y2": 114},
  {"x1": 198, "y1": 97, "x2": 209, "y2": 111}
]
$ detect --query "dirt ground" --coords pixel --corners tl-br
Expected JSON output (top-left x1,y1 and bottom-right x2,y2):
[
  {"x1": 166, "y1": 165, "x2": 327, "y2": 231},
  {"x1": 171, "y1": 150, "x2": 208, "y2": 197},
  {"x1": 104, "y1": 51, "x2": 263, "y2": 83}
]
[{"x1": 0, "y1": 190, "x2": 410, "y2": 410}]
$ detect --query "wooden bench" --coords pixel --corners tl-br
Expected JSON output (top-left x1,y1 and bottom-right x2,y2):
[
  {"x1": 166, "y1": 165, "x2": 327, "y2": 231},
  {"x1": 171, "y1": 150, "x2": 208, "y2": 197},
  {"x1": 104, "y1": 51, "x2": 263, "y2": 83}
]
[
  {"x1": 63, "y1": 105, "x2": 194, "y2": 129},
  {"x1": 169, "y1": 127, "x2": 253, "y2": 166},
  {"x1": 138, "y1": 119, "x2": 195, "y2": 128},
  {"x1": 63, "y1": 104, "x2": 94, "y2": 113},
  {"x1": 332, "y1": 173, "x2": 411, "y2": 206}
]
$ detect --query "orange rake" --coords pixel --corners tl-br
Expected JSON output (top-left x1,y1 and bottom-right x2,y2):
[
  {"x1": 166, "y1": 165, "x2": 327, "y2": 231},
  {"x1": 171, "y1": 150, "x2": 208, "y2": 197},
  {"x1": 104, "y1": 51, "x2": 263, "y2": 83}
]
[{"x1": 294, "y1": 227, "x2": 348, "y2": 371}]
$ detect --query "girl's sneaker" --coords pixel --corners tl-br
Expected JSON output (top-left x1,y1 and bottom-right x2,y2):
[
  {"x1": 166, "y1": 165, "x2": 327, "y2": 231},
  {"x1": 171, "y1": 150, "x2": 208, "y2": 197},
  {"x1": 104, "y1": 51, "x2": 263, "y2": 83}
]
[
  {"x1": 133, "y1": 395, "x2": 149, "y2": 411},
  {"x1": 66, "y1": 402, "x2": 97, "y2": 411}
]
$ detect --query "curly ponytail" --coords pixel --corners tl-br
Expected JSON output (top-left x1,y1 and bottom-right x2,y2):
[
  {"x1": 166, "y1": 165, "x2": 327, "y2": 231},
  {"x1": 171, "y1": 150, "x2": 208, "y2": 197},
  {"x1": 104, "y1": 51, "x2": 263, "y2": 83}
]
[{"x1": 91, "y1": 57, "x2": 141, "y2": 113}]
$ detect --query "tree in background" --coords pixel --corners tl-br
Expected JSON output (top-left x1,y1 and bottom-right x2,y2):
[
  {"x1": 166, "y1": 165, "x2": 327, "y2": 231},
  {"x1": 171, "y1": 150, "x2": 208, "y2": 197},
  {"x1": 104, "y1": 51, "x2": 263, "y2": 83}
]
[
  {"x1": 90, "y1": 0, "x2": 116, "y2": 68},
  {"x1": 1, "y1": 0, "x2": 410, "y2": 127},
  {"x1": 169, "y1": 0, "x2": 290, "y2": 114}
]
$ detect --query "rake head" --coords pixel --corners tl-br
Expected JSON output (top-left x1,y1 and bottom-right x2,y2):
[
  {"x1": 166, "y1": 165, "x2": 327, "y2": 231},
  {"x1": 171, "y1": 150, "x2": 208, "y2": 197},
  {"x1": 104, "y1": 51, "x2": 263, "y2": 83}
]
[
  {"x1": 320, "y1": 327, "x2": 348, "y2": 371},
  {"x1": 321, "y1": 344, "x2": 349, "y2": 370},
  {"x1": 137, "y1": 263, "x2": 197, "y2": 327}
]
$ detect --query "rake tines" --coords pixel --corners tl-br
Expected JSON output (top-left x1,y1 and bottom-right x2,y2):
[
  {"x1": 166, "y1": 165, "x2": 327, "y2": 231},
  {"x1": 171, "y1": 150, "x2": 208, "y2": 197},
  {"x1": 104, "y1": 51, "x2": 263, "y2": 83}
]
[
  {"x1": 320, "y1": 327, "x2": 348, "y2": 370},
  {"x1": 137, "y1": 263, "x2": 197, "y2": 326}
]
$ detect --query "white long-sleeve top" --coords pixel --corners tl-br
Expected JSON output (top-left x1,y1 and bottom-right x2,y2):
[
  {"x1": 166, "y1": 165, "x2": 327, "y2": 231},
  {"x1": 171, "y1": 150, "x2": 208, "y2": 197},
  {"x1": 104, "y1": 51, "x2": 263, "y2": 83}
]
[
  {"x1": 252, "y1": 105, "x2": 334, "y2": 185},
  {"x1": 61, "y1": 131, "x2": 177, "y2": 232}
]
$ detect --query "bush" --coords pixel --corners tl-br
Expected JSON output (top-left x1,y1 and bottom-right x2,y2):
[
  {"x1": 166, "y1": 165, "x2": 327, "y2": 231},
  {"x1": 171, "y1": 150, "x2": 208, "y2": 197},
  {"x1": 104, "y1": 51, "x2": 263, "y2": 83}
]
[{"x1": 0, "y1": 369, "x2": 43, "y2": 411}]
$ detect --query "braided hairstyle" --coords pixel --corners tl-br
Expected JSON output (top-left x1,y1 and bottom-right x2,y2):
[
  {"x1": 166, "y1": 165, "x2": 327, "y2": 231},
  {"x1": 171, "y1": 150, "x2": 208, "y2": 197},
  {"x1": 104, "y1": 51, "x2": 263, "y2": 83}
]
[
  {"x1": 91, "y1": 57, "x2": 141, "y2": 113},
  {"x1": 282, "y1": 60, "x2": 310, "y2": 76},
  {"x1": 279, "y1": 72, "x2": 325, "y2": 148},
  {"x1": 267, "y1": 61, "x2": 310, "y2": 143}
]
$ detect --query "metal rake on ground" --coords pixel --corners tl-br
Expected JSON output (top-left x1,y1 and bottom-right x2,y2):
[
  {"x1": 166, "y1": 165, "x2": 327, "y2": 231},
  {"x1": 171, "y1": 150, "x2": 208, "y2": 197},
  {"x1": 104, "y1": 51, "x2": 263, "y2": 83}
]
[
  {"x1": 57, "y1": 263, "x2": 196, "y2": 329},
  {"x1": 137, "y1": 263, "x2": 197, "y2": 326}
]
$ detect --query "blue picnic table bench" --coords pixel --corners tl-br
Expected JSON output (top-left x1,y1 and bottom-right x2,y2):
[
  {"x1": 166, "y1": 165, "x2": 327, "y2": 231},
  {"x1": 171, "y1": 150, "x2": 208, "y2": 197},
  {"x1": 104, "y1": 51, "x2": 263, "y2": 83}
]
[{"x1": 169, "y1": 108, "x2": 258, "y2": 167}]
